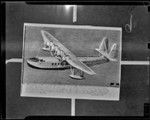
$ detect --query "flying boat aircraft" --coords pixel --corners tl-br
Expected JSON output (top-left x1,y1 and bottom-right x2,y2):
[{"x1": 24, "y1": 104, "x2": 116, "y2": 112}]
[{"x1": 26, "y1": 30, "x2": 118, "y2": 79}]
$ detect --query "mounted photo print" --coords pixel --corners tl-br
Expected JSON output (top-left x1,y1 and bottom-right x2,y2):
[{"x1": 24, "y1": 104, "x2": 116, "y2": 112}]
[{"x1": 21, "y1": 23, "x2": 122, "y2": 100}]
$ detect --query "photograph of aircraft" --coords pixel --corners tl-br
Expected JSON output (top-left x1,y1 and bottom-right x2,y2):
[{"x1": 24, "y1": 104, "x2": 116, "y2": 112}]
[
  {"x1": 21, "y1": 23, "x2": 121, "y2": 100},
  {"x1": 26, "y1": 30, "x2": 118, "y2": 80}
]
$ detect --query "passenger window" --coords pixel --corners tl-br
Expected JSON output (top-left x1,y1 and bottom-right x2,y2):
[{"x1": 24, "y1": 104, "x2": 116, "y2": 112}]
[
  {"x1": 61, "y1": 61, "x2": 67, "y2": 66},
  {"x1": 40, "y1": 59, "x2": 43, "y2": 62}
]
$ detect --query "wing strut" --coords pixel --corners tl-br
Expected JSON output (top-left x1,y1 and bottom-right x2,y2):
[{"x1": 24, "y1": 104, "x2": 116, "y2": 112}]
[{"x1": 69, "y1": 66, "x2": 85, "y2": 80}]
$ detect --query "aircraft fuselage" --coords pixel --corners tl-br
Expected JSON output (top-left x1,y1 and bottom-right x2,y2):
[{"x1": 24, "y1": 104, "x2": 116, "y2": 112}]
[{"x1": 26, "y1": 56, "x2": 109, "y2": 70}]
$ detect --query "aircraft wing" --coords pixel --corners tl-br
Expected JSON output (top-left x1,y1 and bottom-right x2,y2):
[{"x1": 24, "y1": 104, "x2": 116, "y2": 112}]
[
  {"x1": 66, "y1": 57, "x2": 96, "y2": 75},
  {"x1": 41, "y1": 30, "x2": 96, "y2": 75}
]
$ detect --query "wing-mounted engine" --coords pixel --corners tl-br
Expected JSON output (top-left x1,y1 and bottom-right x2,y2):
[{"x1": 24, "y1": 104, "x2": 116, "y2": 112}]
[
  {"x1": 42, "y1": 42, "x2": 51, "y2": 51},
  {"x1": 42, "y1": 42, "x2": 65, "y2": 61},
  {"x1": 51, "y1": 45, "x2": 69, "y2": 61}
]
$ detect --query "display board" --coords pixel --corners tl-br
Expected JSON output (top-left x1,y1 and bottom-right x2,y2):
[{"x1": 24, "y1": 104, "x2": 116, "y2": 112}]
[{"x1": 21, "y1": 23, "x2": 122, "y2": 100}]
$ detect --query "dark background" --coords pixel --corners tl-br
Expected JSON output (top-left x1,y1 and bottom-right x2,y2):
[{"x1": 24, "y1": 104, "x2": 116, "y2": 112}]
[{"x1": 5, "y1": 3, "x2": 149, "y2": 118}]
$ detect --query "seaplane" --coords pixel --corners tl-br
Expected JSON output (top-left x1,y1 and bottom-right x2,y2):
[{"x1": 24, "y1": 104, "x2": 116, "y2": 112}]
[{"x1": 26, "y1": 30, "x2": 118, "y2": 80}]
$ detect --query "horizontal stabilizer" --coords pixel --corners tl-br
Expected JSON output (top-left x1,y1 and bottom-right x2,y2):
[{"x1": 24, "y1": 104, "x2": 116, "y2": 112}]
[
  {"x1": 95, "y1": 37, "x2": 118, "y2": 61},
  {"x1": 108, "y1": 43, "x2": 118, "y2": 61}
]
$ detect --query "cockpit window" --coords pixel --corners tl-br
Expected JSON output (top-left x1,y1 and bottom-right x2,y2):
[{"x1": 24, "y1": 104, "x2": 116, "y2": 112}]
[
  {"x1": 29, "y1": 57, "x2": 45, "y2": 62},
  {"x1": 29, "y1": 57, "x2": 39, "y2": 62}
]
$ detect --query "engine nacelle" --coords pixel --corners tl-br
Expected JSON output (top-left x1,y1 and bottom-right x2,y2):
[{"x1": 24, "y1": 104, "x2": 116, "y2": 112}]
[
  {"x1": 49, "y1": 42, "x2": 53, "y2": 46},
  {"x1": 50, "y1": 45, "x2": 68, "y2": 61},
  {"x1": 47, "y1": 42, "x2": 50, "y2": 46},
  {"x1": 60, "y1": 51, "x2": 66, "y2": 60},
  {"x1": 42, "y1": 44, "x2": 50, "y2": 51},
  {"x1": 55, "y1": 46, "x2": 61, "y2": 55},
  {"x1": 51, "y1": 44, "x2": 55, "y2": 51}
]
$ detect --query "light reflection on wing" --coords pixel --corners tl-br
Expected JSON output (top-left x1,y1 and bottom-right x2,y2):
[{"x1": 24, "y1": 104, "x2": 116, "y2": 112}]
[{"x1": 66, "y1": 57, "x2": 96, "y2": 75}]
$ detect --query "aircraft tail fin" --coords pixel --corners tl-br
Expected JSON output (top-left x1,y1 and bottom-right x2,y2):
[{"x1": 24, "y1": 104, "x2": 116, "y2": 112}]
[
  {"x1": 95, "y1": 37, "x2": 108, "y2": 54},
  {"x1": 95, "y1": 37, "x2": 118, "y2": 61},
  {"x1": 108, "y1": 43, "x2": 118, "y2": 61}
]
